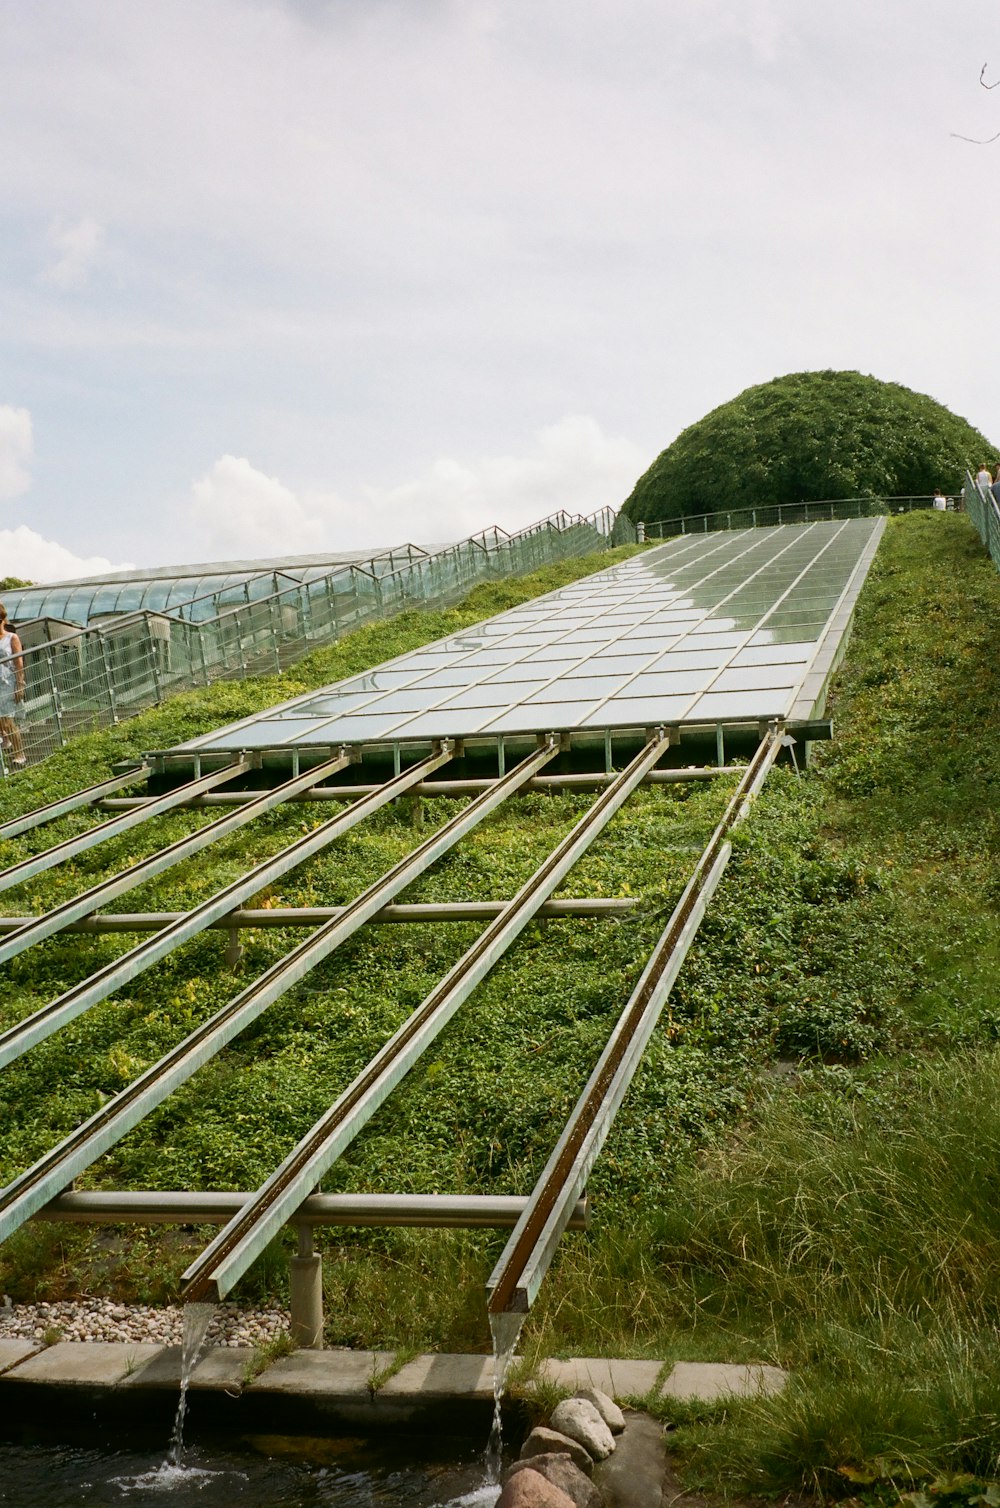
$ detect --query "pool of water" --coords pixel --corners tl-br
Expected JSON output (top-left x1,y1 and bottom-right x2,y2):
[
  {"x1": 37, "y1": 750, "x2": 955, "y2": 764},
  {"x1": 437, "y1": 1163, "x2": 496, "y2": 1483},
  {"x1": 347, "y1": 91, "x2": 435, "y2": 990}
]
[{"x1": 0, "y1": 1432, "x2": 503, "y2": 1507}]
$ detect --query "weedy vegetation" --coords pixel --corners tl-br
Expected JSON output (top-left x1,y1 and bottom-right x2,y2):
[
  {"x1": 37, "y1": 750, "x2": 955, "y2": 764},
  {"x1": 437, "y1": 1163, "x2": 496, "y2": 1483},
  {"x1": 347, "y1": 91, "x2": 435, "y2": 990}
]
[{"x1": 1, "y1": 517, "x2": 999, "y2": 1498}]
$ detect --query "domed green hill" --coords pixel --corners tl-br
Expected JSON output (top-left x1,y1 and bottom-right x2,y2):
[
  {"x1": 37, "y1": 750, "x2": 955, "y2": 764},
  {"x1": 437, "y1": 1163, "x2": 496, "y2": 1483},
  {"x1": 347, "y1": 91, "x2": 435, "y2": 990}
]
[{"x1": 622, "y1": 370, "x2": 996, "y2": 526}]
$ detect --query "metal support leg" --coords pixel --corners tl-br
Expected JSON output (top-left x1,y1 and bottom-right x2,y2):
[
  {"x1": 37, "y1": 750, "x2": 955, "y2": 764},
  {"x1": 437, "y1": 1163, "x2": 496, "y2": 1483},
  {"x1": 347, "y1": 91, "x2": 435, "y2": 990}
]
[
  {"x1": 225, "y1": 929, "x2": 244, "y2": 970},
  {"x1": 716, "y1": 726, "x2": 725, "y2": 767},
  {"x1": 289, "y1": 1224, "x2": 323, "y2": 1349}
]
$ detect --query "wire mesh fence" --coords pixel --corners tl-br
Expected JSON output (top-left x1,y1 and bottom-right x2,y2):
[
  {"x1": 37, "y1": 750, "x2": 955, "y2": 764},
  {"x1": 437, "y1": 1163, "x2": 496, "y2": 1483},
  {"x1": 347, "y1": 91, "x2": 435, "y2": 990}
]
[
  {"x1": 965, "y1": 471, "x2": 1000, "y2": 574},
  {"x1": 1, "y1": 507, "x2": 634, "y2": 774}
]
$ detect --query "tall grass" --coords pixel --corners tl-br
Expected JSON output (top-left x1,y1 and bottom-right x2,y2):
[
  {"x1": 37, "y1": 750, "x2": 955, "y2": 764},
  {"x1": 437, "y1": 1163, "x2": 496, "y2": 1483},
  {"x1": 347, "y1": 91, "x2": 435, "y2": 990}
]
[{"x1": 658, "y1": 1053, "x2": 1000, "y2": 1490}]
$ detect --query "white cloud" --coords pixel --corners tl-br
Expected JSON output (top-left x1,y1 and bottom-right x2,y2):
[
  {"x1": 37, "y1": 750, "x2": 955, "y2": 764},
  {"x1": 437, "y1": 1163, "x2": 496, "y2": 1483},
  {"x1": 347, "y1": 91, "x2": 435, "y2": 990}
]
[
  {"x1": 191, "y1": 454, "x2": 330, "y2": 558},
  {"x1": 360, "y1": 416, "x2": 647, "y2": 545},
  {"x1": 0, "y1": 407, "x2": 33, "y2": 502},
  {"x1": 188, "y1": 416, "x2": 645, "y2": 559},
  {"x1": 42, "y1": 216, "x2": 105, "y2": 291},
  {"x1": 0, "y1": 525, "x2": 132, "y2": 584}
]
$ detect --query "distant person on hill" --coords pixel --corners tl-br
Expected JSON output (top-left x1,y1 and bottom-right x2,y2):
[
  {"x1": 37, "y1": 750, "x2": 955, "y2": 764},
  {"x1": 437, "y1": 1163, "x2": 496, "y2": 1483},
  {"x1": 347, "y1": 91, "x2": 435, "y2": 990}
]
[
  {"x1": 992, "y1": 467, "x2": 1000, "y2": 508},
  {"x1": 976, "y1": 464, "x2": 993, "y2": 495},
  {"x1": 932, "y1": 489, "x2": 947, "y2": 511},
  {"x1": 0, "y1": 603, "x2": 26, "y2": 768}
]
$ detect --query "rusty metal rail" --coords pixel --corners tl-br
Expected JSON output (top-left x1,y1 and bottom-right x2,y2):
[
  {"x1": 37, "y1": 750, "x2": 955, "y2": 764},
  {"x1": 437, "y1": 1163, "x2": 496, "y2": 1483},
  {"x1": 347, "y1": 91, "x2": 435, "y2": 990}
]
[
  {"x1": 179, "y1": 730, "x2": 674, "y2": 1304},
  {"x1": 0, "y1": 741, "x2": 556, "y2": 1244},
  {"x1": 485, "y1": 727, "x2": 782, "y2": 1315}
]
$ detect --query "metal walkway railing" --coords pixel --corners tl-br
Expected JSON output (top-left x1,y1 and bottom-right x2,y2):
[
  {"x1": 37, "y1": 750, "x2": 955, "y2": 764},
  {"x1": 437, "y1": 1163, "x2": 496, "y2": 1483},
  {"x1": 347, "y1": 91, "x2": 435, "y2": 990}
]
[
  {"x1": 1, "y1": 506, "x2": 635, "y2": 774},
  {"x1": 965, "y1": 471, "x2": 1000, "y2": 572},
  {"x1": 639, "y1": 495, "x2": 937, "y2": 539}
]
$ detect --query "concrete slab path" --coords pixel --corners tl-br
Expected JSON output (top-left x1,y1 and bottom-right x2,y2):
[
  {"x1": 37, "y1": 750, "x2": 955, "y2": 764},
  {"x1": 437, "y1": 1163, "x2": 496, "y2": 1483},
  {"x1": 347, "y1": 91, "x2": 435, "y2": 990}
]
[{"x1": 0, "y1": 1341, "x2": 786, "y2": 1430}]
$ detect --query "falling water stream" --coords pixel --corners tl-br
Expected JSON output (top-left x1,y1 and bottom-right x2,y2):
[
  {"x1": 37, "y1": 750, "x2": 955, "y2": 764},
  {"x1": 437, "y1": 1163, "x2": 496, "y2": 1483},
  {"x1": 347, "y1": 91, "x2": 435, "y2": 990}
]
[
  {"x1": 484, "y1": 1310, "x2": 526, "y2": 1489},
  {"x1": 111, "y1": 1302, "x2": 224, "y2": 1494}
]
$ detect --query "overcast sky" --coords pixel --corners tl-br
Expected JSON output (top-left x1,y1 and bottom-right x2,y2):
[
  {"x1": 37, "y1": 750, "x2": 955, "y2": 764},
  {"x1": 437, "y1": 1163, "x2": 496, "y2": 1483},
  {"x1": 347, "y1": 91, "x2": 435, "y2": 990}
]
[{"x1": 1, "y1": 0, "x2": 997, "y2": 581}]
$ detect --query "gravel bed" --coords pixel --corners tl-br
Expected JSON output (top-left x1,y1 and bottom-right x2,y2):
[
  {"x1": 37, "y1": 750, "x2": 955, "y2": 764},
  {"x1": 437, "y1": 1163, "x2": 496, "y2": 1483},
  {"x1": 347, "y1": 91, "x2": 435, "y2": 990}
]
[{"x1": 0, "y1": 1296, "x2": 291, "y2": 1348}]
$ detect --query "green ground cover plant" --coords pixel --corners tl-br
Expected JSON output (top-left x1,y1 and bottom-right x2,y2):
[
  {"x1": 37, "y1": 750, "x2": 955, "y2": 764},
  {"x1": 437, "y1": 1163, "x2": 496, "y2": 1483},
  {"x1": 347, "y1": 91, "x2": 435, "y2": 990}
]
[
  {"x1": 621, "y1": 370, "x2": 997, "y2": 524},
  {"x1": 1, "y1": 516, "x2": 999, "y2": 1496}
]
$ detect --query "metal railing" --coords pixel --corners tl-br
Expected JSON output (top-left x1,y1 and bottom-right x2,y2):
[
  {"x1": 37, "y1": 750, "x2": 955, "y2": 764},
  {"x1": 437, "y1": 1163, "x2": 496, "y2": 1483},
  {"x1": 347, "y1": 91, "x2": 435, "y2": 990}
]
[
  {"x1": 965, "y1": 471, "x2": 1000, "y2": 572},
  {"x1": 640, "y1": 495, "x2": 937, "y2": 539},
  {"x1": 1, "y1": 506, "x2": 635, "y2": 774}
]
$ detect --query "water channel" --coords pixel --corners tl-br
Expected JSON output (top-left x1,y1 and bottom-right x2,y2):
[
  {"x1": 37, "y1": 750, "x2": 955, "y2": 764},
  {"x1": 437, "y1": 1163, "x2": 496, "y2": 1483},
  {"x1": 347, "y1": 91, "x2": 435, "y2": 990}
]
[
  {"x1": 0, "y1": 1434, "x2": 501, "y2": 1507},
  {"x1": 0, "y1": 1302, "x2": 522, "y2": 1505}
]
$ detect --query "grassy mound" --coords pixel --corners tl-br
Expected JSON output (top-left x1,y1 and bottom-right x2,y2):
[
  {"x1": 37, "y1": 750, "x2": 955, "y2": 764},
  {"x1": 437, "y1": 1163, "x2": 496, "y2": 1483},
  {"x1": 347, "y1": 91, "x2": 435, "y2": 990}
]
[{"x1": 622, "y1": 370, "x2": 997, "y2": 525}]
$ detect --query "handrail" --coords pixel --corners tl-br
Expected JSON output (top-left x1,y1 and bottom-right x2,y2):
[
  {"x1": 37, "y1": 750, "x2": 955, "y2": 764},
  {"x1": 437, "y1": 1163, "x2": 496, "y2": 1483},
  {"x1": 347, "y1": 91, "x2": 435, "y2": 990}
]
[
  {"x1": 639, "y1": 495, "x2": 937, "y2": 540},
  {"x1": 964, "y1": 470, "x2": 1000, "y2": 573}
]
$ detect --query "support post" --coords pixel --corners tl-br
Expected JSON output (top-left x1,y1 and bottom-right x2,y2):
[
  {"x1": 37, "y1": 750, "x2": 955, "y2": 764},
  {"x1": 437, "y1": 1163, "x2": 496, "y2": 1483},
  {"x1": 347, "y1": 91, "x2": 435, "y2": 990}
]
[{"x1": 289, "y1": 1224, "x2": 323, "y2": 1349}]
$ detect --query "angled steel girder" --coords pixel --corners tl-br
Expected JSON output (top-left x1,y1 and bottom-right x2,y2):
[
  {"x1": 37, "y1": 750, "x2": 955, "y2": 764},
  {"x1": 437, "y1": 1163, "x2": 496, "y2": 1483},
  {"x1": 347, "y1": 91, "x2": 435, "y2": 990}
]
[
  {"x1": 36, "y1": 1189, "x2": 588, "y2": 1231},
  {"x1": 97, "y1": 765, "x2": 743, "y2": 808},
  {"x1": 0, "y1": 746, "x2": 450, "y2": 1070},
  {"x1": 0, "y1": 749, "x2": 353, "y2": 966},
  {"x1": 0, "y1": 759, "x2": 251, "y2": 895},
  {"x1": 0, "y1": 897, "x2": 643, "y2": 934},
  {"x1": 180, "y1": 729, "x2": 674, "y2": 1305},
  {"x1": 0, "y1": 764, "x2": 152, "y2": 842},
  {"x1": 485, "y1": 728, "x2": 782, "y2": 1316},
  {"x1": 0, "y1": 741, "x2": 556, "y2": 1246}
]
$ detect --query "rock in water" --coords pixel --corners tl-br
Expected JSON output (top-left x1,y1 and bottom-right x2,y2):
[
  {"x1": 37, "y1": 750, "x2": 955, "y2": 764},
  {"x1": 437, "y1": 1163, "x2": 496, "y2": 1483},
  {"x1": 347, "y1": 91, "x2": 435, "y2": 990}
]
[
  {"x1": 575, "y1": 1387, "x2": 626, "y2": 1435},
  {"x1": 548, "y1": 1399, "x2": 616, "y2": 1461},
  {"x1": 520, "y1": 1426, "x2": 595, "y2": 1475},
  {"x1": 498, "y1": 1467, "x2": 577, "y2": 1508},
  {"x1": 505, "y1": 1452, "x2": 604, "y2": 1508}
]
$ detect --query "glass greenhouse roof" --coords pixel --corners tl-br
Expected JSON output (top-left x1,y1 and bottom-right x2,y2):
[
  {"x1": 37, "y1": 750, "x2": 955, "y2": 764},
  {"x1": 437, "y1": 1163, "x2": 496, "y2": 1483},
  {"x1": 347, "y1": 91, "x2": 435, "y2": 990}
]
[
  {"x1": 179, "y1": 519, "x2": 883, "y2": 755},
  {"x1": 0, "y1": 549, "x2": 408, "y2": 628}
]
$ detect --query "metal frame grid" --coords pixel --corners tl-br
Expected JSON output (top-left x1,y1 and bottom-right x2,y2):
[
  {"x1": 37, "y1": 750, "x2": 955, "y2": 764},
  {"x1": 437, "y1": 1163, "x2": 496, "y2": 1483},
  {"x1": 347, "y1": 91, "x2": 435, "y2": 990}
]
[{"x1": 0, "y1": 516, "x2": 886, "y2": 1322}]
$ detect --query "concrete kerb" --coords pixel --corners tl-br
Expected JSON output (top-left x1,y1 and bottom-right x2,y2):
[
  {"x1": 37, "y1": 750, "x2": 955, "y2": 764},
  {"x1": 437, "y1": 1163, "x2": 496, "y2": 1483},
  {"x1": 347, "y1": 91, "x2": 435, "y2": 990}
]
[{"x1": 0, "y1": 1342, "x2": 787, "y2": 1436}]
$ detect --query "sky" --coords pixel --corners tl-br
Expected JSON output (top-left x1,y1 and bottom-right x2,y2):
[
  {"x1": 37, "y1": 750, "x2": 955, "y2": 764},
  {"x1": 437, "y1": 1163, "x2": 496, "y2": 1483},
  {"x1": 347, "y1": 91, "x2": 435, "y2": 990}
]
[{"x1": 0, "y1": 0, "x2": 998, "y2": 582}]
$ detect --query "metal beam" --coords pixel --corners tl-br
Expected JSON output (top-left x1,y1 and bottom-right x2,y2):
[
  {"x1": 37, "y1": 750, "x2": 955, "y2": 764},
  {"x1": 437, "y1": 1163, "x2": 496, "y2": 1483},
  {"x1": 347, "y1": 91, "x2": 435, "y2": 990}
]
[
  {"x1": 97, "y1": 765, "x2": 742, "y2": 809},
  {"x1": 35, "y1": 1190, "x2": 588, "y2": 1231},
  {"x1": 0, "y1": 742, "x2": 555, "y2": 1245},
  {"x1": 0, "y1": 759, "x2": 251, "y2": 895},
  {"x1": 0, "y1": 748, "x2": 352, "y2": 965},
  {"x1": 0, "y1": 746, "x2": 453, "y2": 1070},
  {"x1": 485, "y1": 729, "x2": 782, "y2": 1316},
  {"x1": 0, "y1": 897, "x2": 642, "y2": 934},
  {"x1": 180, "y1": 730, "x2": 673, "y2": 1304},
  {"x1": 0, "y1": 764, "x2": 151, "y2": 841}
]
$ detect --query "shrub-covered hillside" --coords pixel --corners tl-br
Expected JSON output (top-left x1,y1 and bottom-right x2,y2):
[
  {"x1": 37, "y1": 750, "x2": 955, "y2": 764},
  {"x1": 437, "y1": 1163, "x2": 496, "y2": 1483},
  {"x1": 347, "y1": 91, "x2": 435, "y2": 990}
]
[{"x1": 622, "y1": 370, "x2": 996, "y2": 526}]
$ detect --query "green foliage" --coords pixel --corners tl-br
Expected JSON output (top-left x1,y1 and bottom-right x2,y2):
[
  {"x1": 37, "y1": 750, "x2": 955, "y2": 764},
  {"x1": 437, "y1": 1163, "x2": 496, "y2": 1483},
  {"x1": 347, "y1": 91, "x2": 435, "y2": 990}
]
[
  {"x1": 622, "y1": 370, "x2": 997, "y2": 524},
  {"x1": 2, "y1": 516, "x2": 1000, "y2": 1496}
]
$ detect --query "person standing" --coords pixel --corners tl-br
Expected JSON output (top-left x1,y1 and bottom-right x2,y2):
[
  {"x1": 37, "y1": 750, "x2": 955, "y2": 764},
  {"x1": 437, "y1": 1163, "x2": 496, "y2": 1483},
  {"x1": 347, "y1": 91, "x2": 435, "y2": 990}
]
[
  {"x1": 932, "y1": 489, "x2": 947, "y2": 511},
  {"x1": 976, "y1": 464, "x2": 994, "y2": 495},
  {"x1": 0, "y1": 604, "x2": 26, "y2": 768},
  {"x1": 992, "y1": 467, "x2": 1000, "y2": 510}
]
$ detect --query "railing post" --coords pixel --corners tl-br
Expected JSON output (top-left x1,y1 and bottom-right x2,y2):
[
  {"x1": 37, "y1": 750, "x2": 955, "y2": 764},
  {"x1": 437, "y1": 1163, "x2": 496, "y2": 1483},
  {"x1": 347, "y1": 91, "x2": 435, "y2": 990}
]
[
  {"x1": 98, "y1": 635, "x2": 119, "y2": 725},
  {"x1": 44, "y1": 651, "x2": 65, "y2": 748}
]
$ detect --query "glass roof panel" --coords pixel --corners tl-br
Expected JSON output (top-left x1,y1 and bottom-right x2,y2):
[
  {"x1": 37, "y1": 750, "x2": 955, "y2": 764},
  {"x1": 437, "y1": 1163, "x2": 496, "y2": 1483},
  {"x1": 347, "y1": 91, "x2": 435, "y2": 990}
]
[{"x1": 178, "y1": 519, "x2": 882, "y2": 753}]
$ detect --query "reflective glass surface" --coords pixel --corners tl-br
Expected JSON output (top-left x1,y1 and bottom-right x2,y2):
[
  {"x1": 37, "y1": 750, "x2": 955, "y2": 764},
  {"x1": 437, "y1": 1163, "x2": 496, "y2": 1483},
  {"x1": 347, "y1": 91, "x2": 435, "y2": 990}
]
[{"x1": 181, "y1": 519, "x2": 882, "y2": 751}]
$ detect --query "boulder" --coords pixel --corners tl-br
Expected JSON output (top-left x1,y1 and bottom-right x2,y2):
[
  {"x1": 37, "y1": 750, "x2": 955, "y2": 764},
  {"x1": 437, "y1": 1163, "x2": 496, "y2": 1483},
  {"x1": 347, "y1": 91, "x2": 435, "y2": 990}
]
[
  {"x1": 575, "y1": 1387, "x2": 626, "y2": 1435},
  {"x1": 506, "y1": 1452, "x2": 604, "y2": 1508},
  {"x1": 498, "y1": 1467, "x2": 577, "y2": 1508},
  {"x1": 549, "y1": 1398, "x2": 616, "y2": 1461},
  {"x1": 520, "y1": 1426, "x2": 594, "y2": 1475}
]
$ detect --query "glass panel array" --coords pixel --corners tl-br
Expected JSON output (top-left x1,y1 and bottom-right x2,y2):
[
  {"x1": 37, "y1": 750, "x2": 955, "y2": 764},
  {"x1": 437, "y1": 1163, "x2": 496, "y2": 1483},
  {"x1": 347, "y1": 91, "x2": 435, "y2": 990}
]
[
  {"x1": 182, "y1": 518, "x2": 881, "y2": 753},
  {"x1": 4, "y1": 507, "x2": 625, "y2": 771}
]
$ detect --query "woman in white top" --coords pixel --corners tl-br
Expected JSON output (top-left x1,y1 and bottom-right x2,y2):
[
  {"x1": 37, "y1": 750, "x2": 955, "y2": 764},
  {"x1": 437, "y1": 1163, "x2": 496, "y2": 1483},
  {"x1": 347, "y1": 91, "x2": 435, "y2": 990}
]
[{"x1": 0, "y1": 603, "x2": 26, "y2": 767}]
